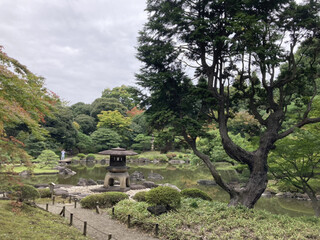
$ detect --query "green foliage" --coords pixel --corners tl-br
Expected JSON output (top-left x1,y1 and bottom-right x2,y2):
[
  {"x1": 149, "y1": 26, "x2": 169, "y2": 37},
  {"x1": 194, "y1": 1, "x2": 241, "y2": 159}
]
[
  {"x1": 132, "y1": 191, "x2": 147, "y2": 202},
  {"x1": 70, "y1": 102, "x2": 91, "y2": 117},
  {"x1": 131, "y1": 134, "x2": 152, "y2": 151},
  {"x1": 76, "y1": 132, "x2": 94, "y2": 154},
  {"x1": 38, "y1": 188, "x2": 51, "y2": 198},
  {"x1": 86, "y1": 154, "x2": 96, "y2": 161},
  {"x1": 11, "y1": 185, "x2": 40, "y2": 202},
  {"x1": 97, "y1": 110, "x2": 131, "y2": 134},
  {"x1": 80, "y1": 192, "x2": 128, "y2": 209},
  {"x1": 145, "y1": 186, "x2": 181, "y2": 208},
  {"x1": 36, "y1": 150, "x2": 59, "y2": 168},
  {"x1": 0, "y1": 47, "x2": 56, "y2": 163},
  {"x1": 181, "y1": 188, "x2": 212, "y2": 201},
  {"x1": 90, "y1": 97, "x2": 127, "y2": 120},
  {"x1": 90, "y1": 128, "x2": 121, "y2": 151},
  {"x1": 112, "y1": 198, "x2": 320, "y2": 239},
  {"x1": 77, "y1": 153, "x2": 86, "y2": 160},
  {"x1": 74, "y1": 114, "x2": 96, "y2": 135},
  {"x1": 101, "y1": 85, "x2": 137, "y2": 110}
]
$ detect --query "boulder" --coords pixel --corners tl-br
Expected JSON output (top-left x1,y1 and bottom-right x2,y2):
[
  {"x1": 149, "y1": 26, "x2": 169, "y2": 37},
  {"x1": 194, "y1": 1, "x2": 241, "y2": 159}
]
[
  {"x1": 148, "y1": 172, "x2": 164, "y2": 180},
  {"x1": 130, "y1": 184, "x2": 146, "y2": 190},
  {"x1": 169, "y1": 160, "x2": 185, "y2": 164},
  {"x1": 59, "y1": 167, "x2": 76, "y2": 176},
  {"x1": 160, "y1": 183, "x2": 181, "y2": 192},
  {"x1": 130, "y1": 171, "x2": 145, "y2": 181},
  {"x1": 87, "y1": 179, "x2": 98, "y2": 186},
  {"x1": 19, "y1": 170, "x2": 31, "y2": 177},
  {"x1": 96, "y1": 180, "x2": 104, "y2": 185},
  {"x1": 147, "y1": 205, "x2": 168, "y2": 216},
  {"x1": 77, "y1": 178, "x2": 88, "y2": 186},
  {"x1": 142, "y1": 181, "x2": 158, "y2": 188},
  {"x1": 197, "y1": 179, "x2": 217, "y2": 186},
  {"x1": 54, "y1": 189, "x2": 69, "y2": 198},
  {"x1": 34, "y1": 184, "x2": 49, "y2": 188}
]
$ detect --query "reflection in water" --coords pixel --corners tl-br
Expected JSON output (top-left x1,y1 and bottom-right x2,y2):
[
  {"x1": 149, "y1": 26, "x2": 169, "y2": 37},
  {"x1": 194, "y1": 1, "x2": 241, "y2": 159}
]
[{"x1": 19, "y1": 163, "x2": 315, "y2": 217}]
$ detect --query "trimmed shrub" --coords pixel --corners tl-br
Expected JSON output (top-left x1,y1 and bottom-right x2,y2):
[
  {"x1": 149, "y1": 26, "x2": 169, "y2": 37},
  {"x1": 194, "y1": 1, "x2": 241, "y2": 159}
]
[
  {"x1": 86, "y1": 154, "x2": 96, "y2": 161},
  {"x1": 12, "y1": 185, "x2": 40, "y2": 202},
  {"x1": 77, "y1": 153, "x2": 86, "y2": 160},
  {"x1": 133, "y1": 191, "x2": 147, "y2": 202},
  {"x1": 80, "y1": 192, "x2": 128, "y2": 209},
  {"x1": 38, "y1": 188, "x2": 52, "y2": 198},
  {"x1": 146, "y1": 186, "x2": 181, "y2": 208},
  {"x1": 181, "y1": 188, "x2": 212, "y2": 201}
]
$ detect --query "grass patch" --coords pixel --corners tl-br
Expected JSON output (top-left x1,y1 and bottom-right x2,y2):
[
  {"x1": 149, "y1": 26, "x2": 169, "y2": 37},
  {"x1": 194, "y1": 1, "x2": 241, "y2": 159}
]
[
  {"x1": 111, "y1": 198, "x2": 320, "y2": 240},
  {"x1": 0, "y1": 201, "x2": 90, "y2": 240},
  {"x1": 1, "y1": 165, "x2": 58, "y2": 174}
]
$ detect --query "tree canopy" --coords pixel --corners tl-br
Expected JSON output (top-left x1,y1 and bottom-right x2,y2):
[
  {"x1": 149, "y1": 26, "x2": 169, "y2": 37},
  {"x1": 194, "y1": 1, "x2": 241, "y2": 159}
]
[
  {"x1": 136, "y1": 0, "x2": 320, "y2": 207},
  {"x1": 0, "y1": 47, "x2": 56, "y2": 162}
]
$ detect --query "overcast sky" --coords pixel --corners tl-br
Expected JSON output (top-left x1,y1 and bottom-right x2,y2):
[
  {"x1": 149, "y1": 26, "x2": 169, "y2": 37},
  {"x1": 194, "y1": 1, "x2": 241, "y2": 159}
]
[{"x1": 0, "y1": 0, "x2": 147, "y2": 105}]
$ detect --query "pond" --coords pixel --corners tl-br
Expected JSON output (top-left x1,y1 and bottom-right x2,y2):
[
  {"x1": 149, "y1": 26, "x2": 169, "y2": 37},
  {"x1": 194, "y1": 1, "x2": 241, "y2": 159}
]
[{"x1": 20, "y1": 163, "x2": 315, "y2": 217}]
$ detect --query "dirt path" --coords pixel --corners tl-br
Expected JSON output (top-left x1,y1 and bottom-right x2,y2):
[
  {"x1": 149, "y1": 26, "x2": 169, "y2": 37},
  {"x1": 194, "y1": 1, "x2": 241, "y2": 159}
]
[{"x1": 37, "y1": 203, "x2": 158, "y2": 240}]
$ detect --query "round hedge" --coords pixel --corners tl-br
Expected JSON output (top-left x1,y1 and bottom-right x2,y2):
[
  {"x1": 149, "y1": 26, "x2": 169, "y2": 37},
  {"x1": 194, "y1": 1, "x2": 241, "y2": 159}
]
[
  {"x1": 80, "y1": 192, "x2": 128, "y2": 209},
  {"x1": 133, "y1": 191, "x2": 147, "y2": 202},
  {"x1": 12, "y1": 185, "x2": 40, "y2": 202},
  {"x1": 145, "y1": 186, "x2": 181, "y2": 208},
  {"x1": 38, "y1": 188, "x2": 52, "y2": 198},
  {"x1": 181, "y1": 188, "x2": 212, "y2": 201}
]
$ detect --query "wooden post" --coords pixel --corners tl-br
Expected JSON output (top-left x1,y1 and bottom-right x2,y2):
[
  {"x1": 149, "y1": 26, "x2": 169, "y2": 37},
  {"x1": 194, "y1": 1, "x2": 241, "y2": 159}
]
[
  {"x1": 95, "y1": 204, "x2": 100, "y2": 214},
  {"x1": 74, "y1": 199, "x2": 77, "y2": 208},
  {"x1": 155, "y1": 223, "x2": 159, "y2": 237},
  {"x1": 69, "y1": 196, "x2": 72, "y2": 203},
  {"x1": 83, "y1": 221, "x2": 87, "y2": 236},
  {"x1": 60, "y1": 206, "x2": 65, "y2": 217},
  {"x1": 52, "y1": 196, "x2": 55, "y2": 205},
  {"x1": 112, "y1": 207, "x2": 115, "y2": 216},
  {"x1": 108, "y1": 234, "x2": 112, "y2": 240},
  {"x1": 127, "y1": 215, "x2": 131, "y2": 228},
  {"x1": 70, "y1": 213, "x2": 73, "y2": 226},
  {"x1": 46, "y1": 203, "x2": 49, "y2": 211}
]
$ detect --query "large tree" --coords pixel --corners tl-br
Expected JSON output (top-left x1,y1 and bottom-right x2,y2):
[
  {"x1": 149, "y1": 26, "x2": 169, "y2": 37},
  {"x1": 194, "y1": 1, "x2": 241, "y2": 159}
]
[
  {"x1": 136, "y1": 0, "x2": 320, "y2": 208},
  {"x1": 0, "y1": 46, "x2": 56, "y2": 162}
]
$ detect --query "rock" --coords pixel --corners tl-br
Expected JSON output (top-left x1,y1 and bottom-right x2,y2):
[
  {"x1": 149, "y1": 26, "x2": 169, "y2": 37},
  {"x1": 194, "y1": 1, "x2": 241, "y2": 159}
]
[
  {"x1": 130, "y1": 184, "x2": 146, "y2": 190},
  {"x1": 197, "y1": 179, "x2": 217, "y2": 186},
  {"x1": 19, "y1": 170, "x2": 31, "y2": 177},
  {"x1": 77, "y1": 178, "x2": 88, "y2": 186},
  {"x1": 100, "y1": 159, "x2": 107, "y2": 165},
  {"x1": 96, "y1": 180, "x2": 104, "y2": 185},
  {"x1": 142, "y1": 181, "x2": 158, "y2": 188},
  {"x1": 54, "y1": 189, "x2": 69, "y2": 198},
  {"x1": 160, "y1": 183, "x2": 181, "y2": 192},
  {"x1": 59, "y1": 167, "x2": 76, "y2": 176},
  {"x1": 169, "y1": 160, "x2": 185, "y2": 164},
  {"x1": 87, "y1": 179, "x2": 98, "y2": 186},
  {"x1": 147, "y1": 205, "x2": 168, "y2": 216},
  {"x1": 130, "y1": 171, "x2": 145, "y2": 181},
  {"x1": 262, "y1": 191, "x2": 272, "y2": 198},
  {"x1": 90, "y1": 187, "x2": 109, "y2": 193},
  {"x1": 148, "y1": 172, "x2": 164, "y2": 180},
  {"x1": 34, "y1": 184, "x2": 49, "y2": 188}
]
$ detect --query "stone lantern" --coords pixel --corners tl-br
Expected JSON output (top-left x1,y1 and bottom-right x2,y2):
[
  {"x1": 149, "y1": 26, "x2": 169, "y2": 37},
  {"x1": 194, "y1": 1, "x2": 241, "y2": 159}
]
[{"x1": 99, "y1": 147, "x2": 138, "y2": 190}]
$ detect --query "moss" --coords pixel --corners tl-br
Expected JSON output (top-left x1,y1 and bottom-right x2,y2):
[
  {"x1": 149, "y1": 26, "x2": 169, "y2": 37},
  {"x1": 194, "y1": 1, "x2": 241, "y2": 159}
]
[
  {"x1": 181, "y1": 188, "x2": 212, "y2": 201},
  {"x1": 145, "y1": 186, "x2": 181, "y2": 208}
]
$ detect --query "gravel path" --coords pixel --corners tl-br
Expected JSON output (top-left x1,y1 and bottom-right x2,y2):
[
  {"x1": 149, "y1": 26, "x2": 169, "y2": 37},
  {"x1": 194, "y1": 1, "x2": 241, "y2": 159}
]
[{"x1": 37, "y1": 203, "x2": 157, "y2": 240}]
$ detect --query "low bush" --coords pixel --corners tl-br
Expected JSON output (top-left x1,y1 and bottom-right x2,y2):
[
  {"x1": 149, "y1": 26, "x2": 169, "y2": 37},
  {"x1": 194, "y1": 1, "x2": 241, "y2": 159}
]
[
  {"x1": 77, "y1": 153, "x2": 86, "y2": 160},
  {"x1": 80, "y1": 192, "x2": 128, "y2": 209},
  {"x1": 38, "y1": 188, "x2": 51, "y2": 198},
  {"x1": 145, "y1": 186, "x2": 181, "y2": 208},
  {"x1": 181, "y1": 188, "x2": 212, "y2": 201},
  {"x1": 86, "y1": 154, "x2": 96, "y2": 161},
  {"x1": 11, "y1": 185, "x2": 40, "y2": 202},
  {"x1": 133, "y1": 191, "x2": 147, "y2": 202}
]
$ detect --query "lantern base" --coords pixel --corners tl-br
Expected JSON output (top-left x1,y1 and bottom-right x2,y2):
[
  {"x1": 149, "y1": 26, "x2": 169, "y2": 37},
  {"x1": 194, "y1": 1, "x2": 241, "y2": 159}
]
[{"x1": 104, "y1": 171, "x2": 130, "y2": 189}]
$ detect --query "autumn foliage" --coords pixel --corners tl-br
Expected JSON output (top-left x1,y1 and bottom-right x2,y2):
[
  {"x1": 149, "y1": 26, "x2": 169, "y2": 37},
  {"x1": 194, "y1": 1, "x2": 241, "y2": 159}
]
[{"x1": 0, "y1": 46, "x2": 57, "y2": 162}]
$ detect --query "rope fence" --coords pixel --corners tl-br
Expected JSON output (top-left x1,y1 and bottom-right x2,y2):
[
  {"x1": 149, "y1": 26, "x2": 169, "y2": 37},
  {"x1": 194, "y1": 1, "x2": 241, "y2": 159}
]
[{"x1": 38, "y1": 198, "x2": 160, "y2": 240}]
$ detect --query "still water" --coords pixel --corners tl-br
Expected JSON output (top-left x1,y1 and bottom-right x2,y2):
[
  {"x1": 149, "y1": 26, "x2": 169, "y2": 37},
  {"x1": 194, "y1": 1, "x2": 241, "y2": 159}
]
[{"x1": 23, "y1": 163, "x2": 315, "y2": 217}]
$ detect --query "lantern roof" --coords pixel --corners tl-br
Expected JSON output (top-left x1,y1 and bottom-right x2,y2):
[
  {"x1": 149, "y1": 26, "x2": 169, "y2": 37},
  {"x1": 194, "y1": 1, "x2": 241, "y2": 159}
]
[{"x1": 98, "y1": 147, "x2": 138, "y2": 156}]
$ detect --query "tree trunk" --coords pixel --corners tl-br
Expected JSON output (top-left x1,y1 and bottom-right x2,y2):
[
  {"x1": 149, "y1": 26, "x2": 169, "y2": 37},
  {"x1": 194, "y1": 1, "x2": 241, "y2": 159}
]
[
  {"x1": 305, "y1": 189, "x2": 320, "y2": 217},
  {"x1": 228, "y1": 160, "x2": 268, "y2": 208}
]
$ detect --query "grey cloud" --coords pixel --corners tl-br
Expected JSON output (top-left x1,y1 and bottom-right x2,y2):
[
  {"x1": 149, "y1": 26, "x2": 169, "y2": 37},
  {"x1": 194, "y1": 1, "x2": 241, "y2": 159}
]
[{"x1": 0, "y1": 0, "x2": 147, "y2": 105}]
